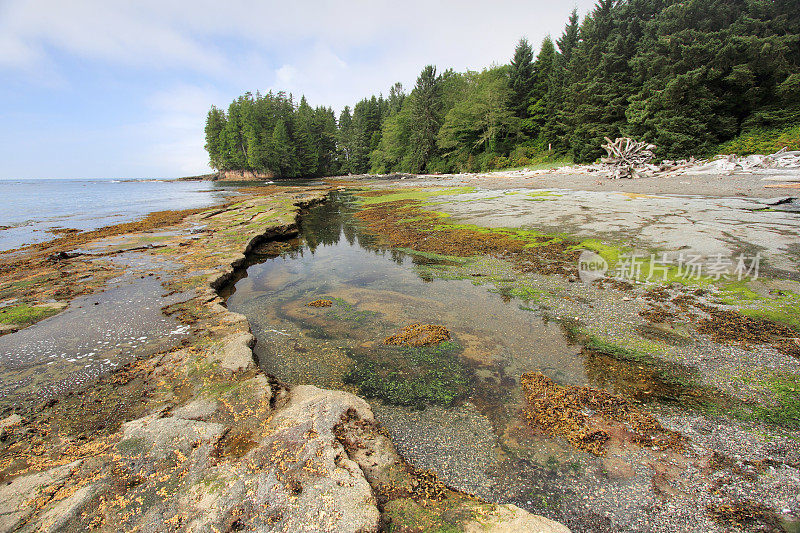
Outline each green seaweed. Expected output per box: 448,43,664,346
575,329,800,429
327,298,378,323
525,190,562,201
343,341,471,409
384,498,470,533
740,372,800,429
396,247,472,264
357,187,476,206
0,304,60,325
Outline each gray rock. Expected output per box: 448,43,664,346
464,504,572,533
119,414,226,459
0,461,80,533
216,332,256,372
29,483,101,533
183,385,381,533
172,399,219,421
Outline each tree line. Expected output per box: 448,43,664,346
205,0,800,177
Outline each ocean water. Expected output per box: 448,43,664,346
0,179,236,251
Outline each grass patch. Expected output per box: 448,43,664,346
494,156,574,173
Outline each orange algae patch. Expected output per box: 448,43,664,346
384,324,451,347
354,198,581,278
383,324,450,347
520,371,684,456
707,501,784,532
307,299,333,308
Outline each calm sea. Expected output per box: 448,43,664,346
0,179,236,251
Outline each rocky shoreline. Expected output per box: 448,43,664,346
0,186,567,532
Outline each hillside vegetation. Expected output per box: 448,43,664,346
205,0,800,177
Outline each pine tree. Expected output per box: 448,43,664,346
269,120,295,178
204,106,227,170
222,101,248,170
525,36,556,138
508,38,535,119
409,65,443,172
556,9,580,66
294,96,318,176
388,82,405,114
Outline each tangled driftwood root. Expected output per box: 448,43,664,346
520,371,684,455
307,299,333,308
601,137,657,179
384,324,451,347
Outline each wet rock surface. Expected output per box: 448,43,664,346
227,186,800,532
0,186,562,532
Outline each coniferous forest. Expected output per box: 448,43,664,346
204,0,800,178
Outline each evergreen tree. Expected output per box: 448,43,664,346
409,65,443,172
438,68,517,170
508,38,535,119
337,106,354,174
525,36,556,138
388,82,405,114
204,106,227,170
269,120,295,178
556,9,580,65
295,96,319,176
204,0,800,175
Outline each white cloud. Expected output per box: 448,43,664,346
0,0,228,73
137,84,224,175
0,0,599,178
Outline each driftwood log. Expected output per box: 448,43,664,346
601,137,657,179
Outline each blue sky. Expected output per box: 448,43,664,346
0,0,596,179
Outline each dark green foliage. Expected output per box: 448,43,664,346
438,68,518,171
343,341,472,409
408,65,444,172
204,106,226,170
203,91,339,178
525,37,556,138
508,38,535,118
205,0,800,173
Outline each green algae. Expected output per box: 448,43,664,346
525,190,562,201
718,281,800,329
735,371,800,429
343,340,471,409
327,298,379,323
488,285,551,303
573,328,800,429
0,304,60,325
395,248,471,264
356,187,476,206
384,497,472,533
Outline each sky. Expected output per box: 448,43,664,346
0,0,597,179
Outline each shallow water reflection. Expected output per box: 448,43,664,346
226,192,687,529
